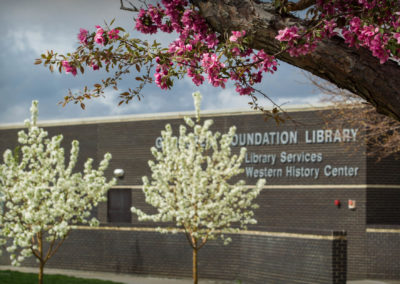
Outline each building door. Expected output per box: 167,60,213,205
107,188,132,223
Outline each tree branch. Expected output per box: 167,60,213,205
120,0,139,12
193,0,400,122
287,0,316,12
47,232,70,261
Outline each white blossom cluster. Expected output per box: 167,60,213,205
0,101,115,266
132,92,266,245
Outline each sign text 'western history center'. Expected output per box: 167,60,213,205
155,128,360,180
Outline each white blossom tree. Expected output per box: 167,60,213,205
131,92,266,284
0,101,115,284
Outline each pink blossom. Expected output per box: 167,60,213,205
148,4,163,26
62,61,77,76
135,9,158,34
201,53,227,88
235,84,253,96
154,63,172,89
231,47,241,56
187,68,204,86
394,33,400,44
108,29,120,40
94,25,105,45
253,50,278,72
77,28,88,45
229,30,246,42
275,27,299,42
349,17,362,33
322,20,337,37
206,34,219,49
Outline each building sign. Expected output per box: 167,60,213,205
155,127,361,181
236,128,360,180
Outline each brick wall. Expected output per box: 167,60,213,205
366,226,400,279
367,187,400,225
0,228,347,284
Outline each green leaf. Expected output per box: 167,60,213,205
115,26,125,32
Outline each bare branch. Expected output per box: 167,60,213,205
287,0,316,12
197,234,208,250
120,0,139,12
306,72,400,161
47,231,70,261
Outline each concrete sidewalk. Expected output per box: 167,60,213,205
1,265,400,284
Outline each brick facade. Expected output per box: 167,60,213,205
0,107,399,282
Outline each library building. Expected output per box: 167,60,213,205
0,105,399,284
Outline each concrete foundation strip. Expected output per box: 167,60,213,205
74,226,346,241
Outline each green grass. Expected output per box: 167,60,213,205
0,270,124,284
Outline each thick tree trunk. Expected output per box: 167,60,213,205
193,0,400,121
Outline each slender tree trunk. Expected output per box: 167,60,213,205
193,247,198,284
38,261,44,284
37,231,44,284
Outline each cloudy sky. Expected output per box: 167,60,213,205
0,0,321,125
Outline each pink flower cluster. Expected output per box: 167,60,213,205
135,2,278,95
232,50,278,96
154,57,172,89
201,53,227,88
135,8,158,34
108,29,120,40
275,26,299,42
187,67,204,86
135,0,223,89
342,17,389,63
78,28,88,45
63,25,122,76
275,26,318,57
229,30,246,42
94,25,105,45
62,61,77,76
79,25,119,47
273,1,400,63
314,0,400,63
253,50,278,74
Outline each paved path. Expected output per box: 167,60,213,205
1,265,400,284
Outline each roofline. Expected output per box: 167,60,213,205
0,103,334,130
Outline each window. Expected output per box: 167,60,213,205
107,188,132,223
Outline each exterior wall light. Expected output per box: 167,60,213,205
113,169,125,178
348,200,356,210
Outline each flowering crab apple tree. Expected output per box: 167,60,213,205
131,92,266,284
38,0,400,121
0,101,116,284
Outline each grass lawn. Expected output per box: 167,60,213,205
0,270,124,284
